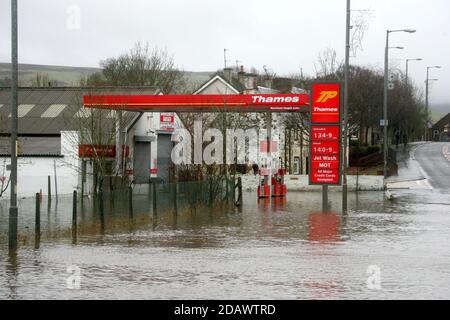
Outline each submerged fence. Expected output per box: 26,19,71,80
0,177,239,247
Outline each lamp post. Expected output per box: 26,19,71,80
383,29,416,180
9,0,18,251
342,0,350,212
425,66,441,115
425,65,441,140
406,58,422,85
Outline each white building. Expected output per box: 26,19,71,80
0,86,183,199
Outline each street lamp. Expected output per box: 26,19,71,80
425,66,442,141
9,0,18,251
383,28,416,180
406,58,422,85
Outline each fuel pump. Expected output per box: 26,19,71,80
257,168,271,198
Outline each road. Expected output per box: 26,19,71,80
414,142,450,191
387,142,450,194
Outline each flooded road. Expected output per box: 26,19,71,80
1,187,450,300
1,143,450,300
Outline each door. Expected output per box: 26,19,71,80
134,141,151,184
157,134,173,183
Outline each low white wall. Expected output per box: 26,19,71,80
241,174,384,192
0,156,79,200
0,131,80,200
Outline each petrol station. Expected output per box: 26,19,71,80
83,82,342,204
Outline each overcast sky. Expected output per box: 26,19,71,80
0,0,448,104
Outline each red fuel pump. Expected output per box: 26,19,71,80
272,169,287,197
257,168,271,198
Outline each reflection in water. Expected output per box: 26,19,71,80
6,250,19,300
1,190,450,299
308,212,340,243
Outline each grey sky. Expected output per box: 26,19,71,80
0,0,448,104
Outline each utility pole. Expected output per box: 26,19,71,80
9,0,18,251
425,66,442,141
383,31,389,180
342,0,351,212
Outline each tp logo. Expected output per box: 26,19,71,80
316,91,338,103
66,5,81,30
366,265,381,290
66,265,81,290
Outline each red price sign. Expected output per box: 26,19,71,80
311,126,340,141
311,141,340,155
309,82,342,186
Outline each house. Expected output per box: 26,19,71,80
0,86,182,199
431,113,450,142
192,67,309,175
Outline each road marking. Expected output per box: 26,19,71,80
443,145,450,161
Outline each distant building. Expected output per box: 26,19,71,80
431,113,450,142
193,67,309,175
0,86,182,199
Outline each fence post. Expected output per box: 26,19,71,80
236,177,243,207
99,190,105,234
35,193,41,247
72,190,77,243
173,182,178,216
128,186,133,219
209,178,213,206
47,175,51,202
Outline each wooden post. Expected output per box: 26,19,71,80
128,186,133,219
173,182,178,216
236,177,243,207
99,190,105,233
53,160,58,199
72,190,77,243
99,190,104,215
322,185,329,212
47,175,51,202
35,193,40,247
209,178,213,206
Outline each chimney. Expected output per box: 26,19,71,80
223,68,233,82
238,65,245,84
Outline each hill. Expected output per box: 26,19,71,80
0,62,213,90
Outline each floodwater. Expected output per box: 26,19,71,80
1,188,450,300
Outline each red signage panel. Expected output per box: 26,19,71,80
83,94,310,113
78,145,116,158
311,169,340,184
260,140,279,153
311,83,341,123
309,82,342,186
311,126,340,141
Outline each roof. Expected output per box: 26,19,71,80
257,86,280,94
432,113,450,130
0,136,61,157
0,86,160,135
194,72,246,94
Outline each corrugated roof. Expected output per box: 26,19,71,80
41,104,67,118
0,136,61,156
0,87,160,135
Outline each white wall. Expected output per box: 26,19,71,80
0,131,80,199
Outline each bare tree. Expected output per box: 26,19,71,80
92,42,186,94
314,48,342,78
63,92,134,195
